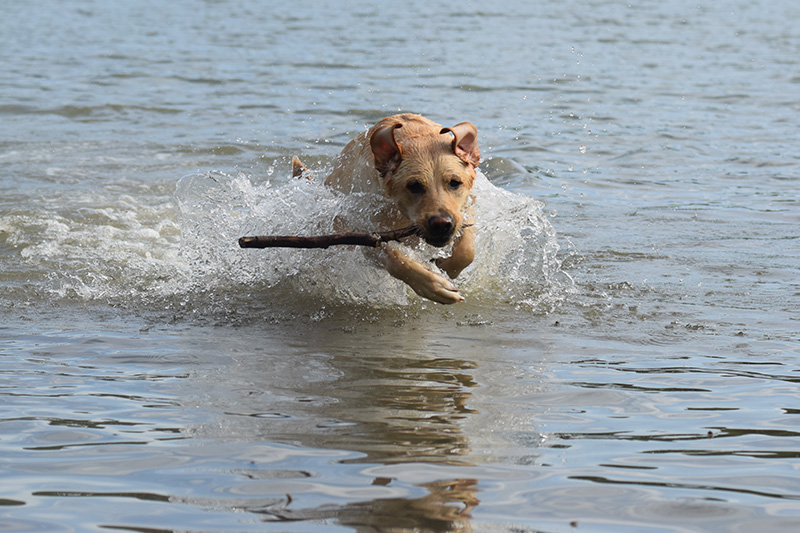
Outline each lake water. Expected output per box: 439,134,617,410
2,0,799,531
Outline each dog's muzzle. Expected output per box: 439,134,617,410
424,214,456,247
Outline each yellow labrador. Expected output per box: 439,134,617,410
298,113,480,304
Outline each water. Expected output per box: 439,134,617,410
1,0,799,531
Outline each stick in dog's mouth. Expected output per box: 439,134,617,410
237,225,420,250
237,223,473,250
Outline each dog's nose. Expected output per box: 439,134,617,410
427,214,454,237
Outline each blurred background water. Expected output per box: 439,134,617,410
1,0,799,531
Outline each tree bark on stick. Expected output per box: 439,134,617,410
238,225,418,249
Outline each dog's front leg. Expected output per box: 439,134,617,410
383,245,464,304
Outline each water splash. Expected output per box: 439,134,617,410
466,173,573,310
175,170,410,307
2,167,573,318
174,168,574,312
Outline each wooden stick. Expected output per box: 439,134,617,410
238,225,419,249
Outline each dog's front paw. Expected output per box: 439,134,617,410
413,270,464,305
384,246,464,304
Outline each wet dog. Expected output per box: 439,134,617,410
296,114,480,304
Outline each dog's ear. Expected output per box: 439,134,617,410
441,122,480,167
370,123,403,176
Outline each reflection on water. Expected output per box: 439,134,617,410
3,305,800,530
0,321,513,531
251,478,479,530
197,344,479,463
178,315,488,529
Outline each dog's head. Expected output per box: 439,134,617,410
370,118,480,247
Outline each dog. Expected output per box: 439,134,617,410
295,113,480,304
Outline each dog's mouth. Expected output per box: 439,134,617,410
408,215,472,248
422,234,454,248
419,221,473,248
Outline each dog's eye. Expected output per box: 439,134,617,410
407,181,425,194
448,179,463,190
